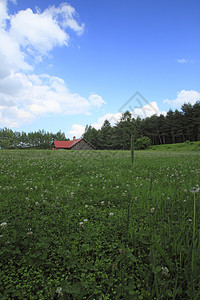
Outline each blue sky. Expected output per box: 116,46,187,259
0,0,200,138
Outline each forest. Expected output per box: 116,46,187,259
83,101,200,150
0,101,199,150
0,129,68,149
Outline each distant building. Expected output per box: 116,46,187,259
53,136,95,150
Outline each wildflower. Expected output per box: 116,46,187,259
85,205,88,208
0,222,7,229
84,219,88,222
101,201,104,205
79,222,84,227
190,186,200,193
161,266,169,277
109,212,114,216
56,287,63,297
27,231,33,236
35,202,39,206
150,207,155,214
189,218,192,222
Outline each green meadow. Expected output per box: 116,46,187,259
0,149,200,299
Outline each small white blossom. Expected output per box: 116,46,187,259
0,222,7,228
109,212,114,216
150,207,155,214
27,231,33,236
56,287,63,297
161,266,169,277
190,187,200,193
84,219,88,222
79,222,84,227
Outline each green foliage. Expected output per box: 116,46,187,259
0,150,200,298
83,101,200,149
135,136,151,150
0,128,68,149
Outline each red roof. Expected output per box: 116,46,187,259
54,138,82,149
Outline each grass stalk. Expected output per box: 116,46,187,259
131,135,134,167
192,192,196,275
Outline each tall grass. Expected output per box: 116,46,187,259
0,149,200,299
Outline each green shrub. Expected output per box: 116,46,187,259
135,136,151,150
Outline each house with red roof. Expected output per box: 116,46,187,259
53,136,95,150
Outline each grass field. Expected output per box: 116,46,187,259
148,140,200,152
0,149,200,299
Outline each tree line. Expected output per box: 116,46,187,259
0,129,68,149
83,101,200,150
1,101,199,150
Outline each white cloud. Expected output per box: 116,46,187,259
10,7,69,56
68,101,166,137
88,94,107,108
47,3,85,35
0,72,106,127
68,124,85,138
92,113,122,130
0,0,9,29
0,2,84,73
0,2,107,128
163,90,200,109
132,101,166,118
177,58,188,64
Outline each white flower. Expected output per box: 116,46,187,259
109,212,114,216
190,186,200,193
35,202,39,206
0,222,7,228
84,219,88,222
150,207,155,214
161,266,169,277
101,201,104,205
85,205,88,208
56,287,63,297
79,222,84,227
27,231,33,236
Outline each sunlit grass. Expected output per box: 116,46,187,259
0,149,200,299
